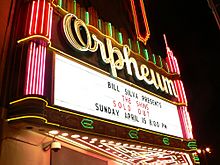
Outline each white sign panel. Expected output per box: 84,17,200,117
54,54,183,137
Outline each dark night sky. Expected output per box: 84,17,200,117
146,0,220,164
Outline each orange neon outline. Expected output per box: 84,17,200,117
130,0,150,45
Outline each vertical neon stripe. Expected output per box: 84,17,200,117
107,23,112,37
175,59,180,74
172,56,179,74
118,32,123,44
39,46,43,95
175,80,181,102
178,80,185,103
159,56,163,68
38,45,43,94
32,46,38,94
152,54,156,64
73,0,76,15
48,6,53,39
41,46,46,94
183,107,190,138
180,81,187,104
171,56,177,73
128,38,132,49
34,0,40,34
58,0,62,7
174,57,180,74
136,41,140,54
174,80,188,105
179,81,185,103
98,19,102,31
173,81,180,102
35,45,39,93
43,2,49,36
177,107,186,138
46,3,51,37
169,52,175,72
29,42,36,94
85,12,89,25
36,44,42,93
185,110,190,138
186,110,193,138
40,0,46,34
25,42,33,94
166,54,174,73
143,49,149,61
178,105,193,139
29,1,36,35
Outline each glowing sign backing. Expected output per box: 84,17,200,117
54,54,183,137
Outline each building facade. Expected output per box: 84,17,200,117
0,0,199,164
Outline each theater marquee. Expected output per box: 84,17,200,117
4,0,198,164
54,54,183,137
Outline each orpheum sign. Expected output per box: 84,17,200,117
62,14,178,98
53,13,183,137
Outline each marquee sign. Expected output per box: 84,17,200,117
12,0,193,139
54,54,183,137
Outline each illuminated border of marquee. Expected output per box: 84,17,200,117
8,97,194,142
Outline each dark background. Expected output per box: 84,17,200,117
146,0,219,164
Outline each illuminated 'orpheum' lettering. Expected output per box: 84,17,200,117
62,14,178,97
